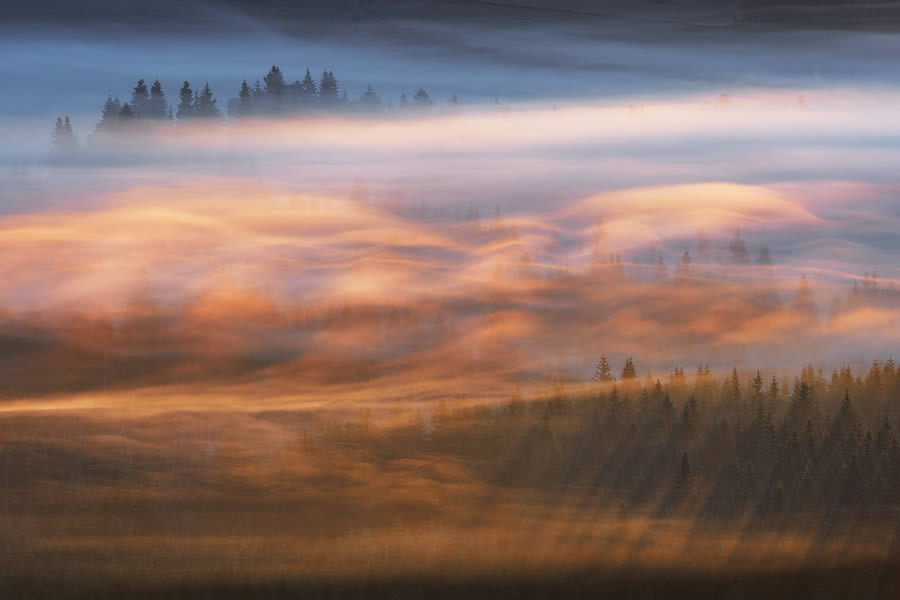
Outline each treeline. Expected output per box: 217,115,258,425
50,64,453,160
312,356,900,532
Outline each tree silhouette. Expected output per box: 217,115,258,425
145,79,168,119
413,87,433,106
359,84,381,109
299,68,318,105
176,81,194,120
264,65,285,98
50,116,78,162
119,102,135,122
236,80,252,117
194,82,221,118
319,70,339,106
593,355,614,383
130,79,149,117
675,452,692,495
95,95,121,134
621,357,637,381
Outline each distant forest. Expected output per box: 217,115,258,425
313,357,900,535
49,64,456,158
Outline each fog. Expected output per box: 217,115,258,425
3,5,900,597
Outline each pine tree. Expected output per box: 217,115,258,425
319,70,339,106
679,393,699,437
593,355,613,383
131,79,149,118
621,357,637,381
360,84,381,108
675,452,692,494
51,116,77,160
52,116,64,142
767,375,779,405
142,79,168,119
752,370,764,398
119,102,135,122
413,87,433,106
661,392,675,425
785,380,815,435
299,68,317,105
237,80,252,117
194,82,221,119
729,368,742,403
95,95,121,134
176,81,194,120
264,65,285,97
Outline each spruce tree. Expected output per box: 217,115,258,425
264,65,285,96
95,95,121,134
593,355,614,383
621,357,637,381
413,87,433,106
360,84,381,108
119,103,135,121
50,116,77,159
131,79,149,118
145,79,168,119
675,248,692,281
299,68,317,105
752,370,764,398
237,80,252,117
176,81,194,120
263,65,285,113
194,82,221,119
318,70,339,106
728,368,742,403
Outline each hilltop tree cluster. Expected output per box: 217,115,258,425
50,65,449,157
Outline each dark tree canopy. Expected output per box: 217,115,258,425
131,78,149,117
194,82,221,119
176,81,194,120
